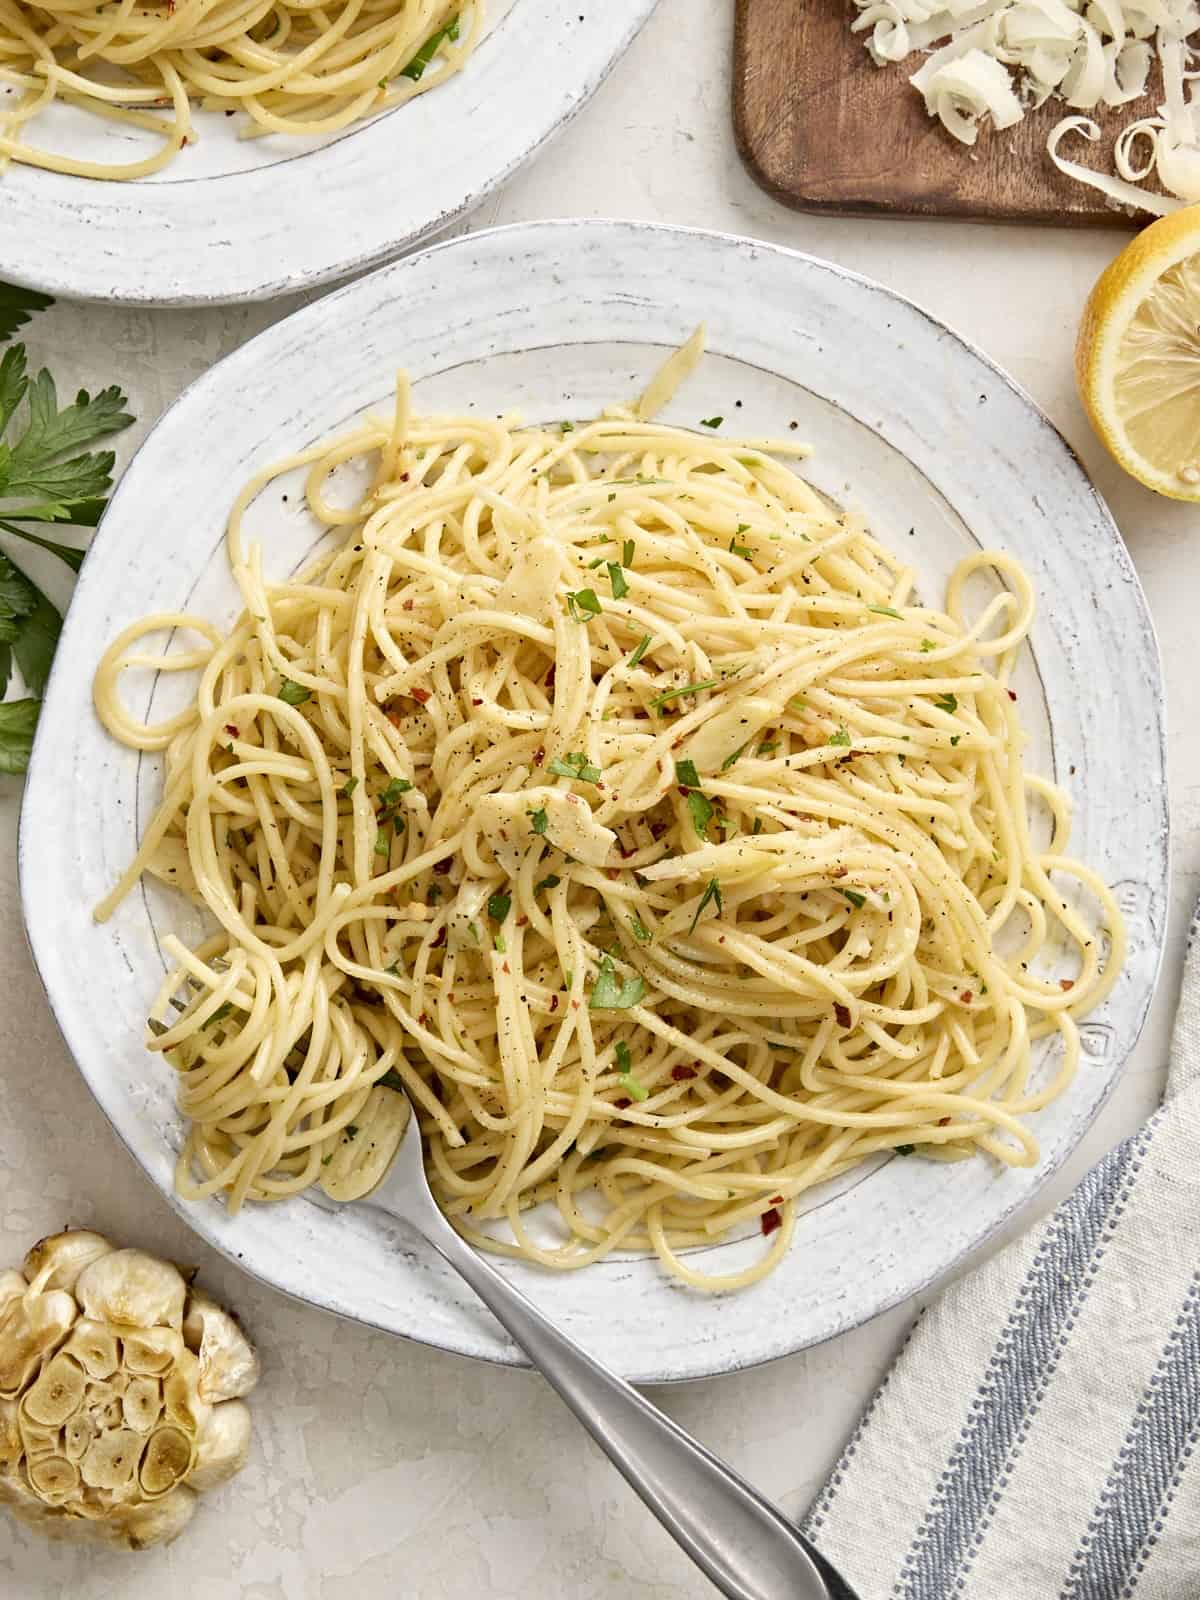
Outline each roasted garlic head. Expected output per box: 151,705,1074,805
0,1230,258,1549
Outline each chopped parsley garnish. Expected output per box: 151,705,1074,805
868,605,902,619
629,913,652,943
560,421,575,433
950,734,961,747
895,1144,915,1156
607,561,628,600
838,888,867,909
700,416,724,429
627,633,652,668
380,776,412,804
548,752,602,783
339,775,359,798
487,892,511,923
920,639,936,652
827,728,851,748
687,790,714,835
494,934,507,953
618,1072,649,1101
934,693,959,714
622,538,635,567
528,808,548,835
566,587,602,623
278,678,310,706
374,830,390,857
729,537,753,558
589,955,646,1011
378,1068,406,1092
345,1124,359,1140
674,758,701,790
721,743,746,771
399,13,459,80
689,876,723,934
534,874,561,894
650,677,720,711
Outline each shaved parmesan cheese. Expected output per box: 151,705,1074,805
920,48,1026,141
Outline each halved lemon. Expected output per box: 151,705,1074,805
1076,205,1200,501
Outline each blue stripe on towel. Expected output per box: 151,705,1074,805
895,1119,1162,1600
1062,1273,1200,1600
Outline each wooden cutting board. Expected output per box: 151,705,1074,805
732,0,1153,227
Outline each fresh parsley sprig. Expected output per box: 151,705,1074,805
0,289,134,776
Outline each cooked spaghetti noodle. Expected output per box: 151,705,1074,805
93,339,1124,1290
0,0,479,180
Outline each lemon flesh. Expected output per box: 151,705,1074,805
1076,207,1200,501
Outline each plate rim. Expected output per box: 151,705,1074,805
19,218,1171,1380
0,3,659,308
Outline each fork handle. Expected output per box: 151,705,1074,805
408,1208,852,1600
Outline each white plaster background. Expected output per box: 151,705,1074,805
1,1,1196,1594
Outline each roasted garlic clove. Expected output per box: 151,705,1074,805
0,1289,75,1399
23,1232,113,1294
121,1378,162,1435
108,1485,197,1551
22,1354,86,1428
189,1401,251,1491
80,1429,142,1492
27,1455,80,1505
64,1321,120,1380
139,1426,193,1498
182,1293,260,1403
75,1252,187,1332
121,1326,183,1376
0,1397,22,1472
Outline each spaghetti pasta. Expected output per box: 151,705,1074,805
93,343,1124,1290
0,0,480,180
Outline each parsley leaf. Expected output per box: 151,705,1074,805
589,954,645,1011
622,538,635,568
534,874,561,894
566,588,601,623
278,678,311,706
838,888,867,909
607,561,628,600
380,776,412,804
627,633,652,668
721,743,746,771
548,752,602,784
0,696,38,774
0,553,60,697
399,12,459,79
674,758,700,790
0,284,53,346
650,677,720,711
700,416,724,429
934,693,958,714
687,789,714,835
528,808,548,835
339,775,358,798
629,913,652,943
868,605,902,619
487,892,511,923
689,877,723,934
827,728,851,748
920,639,936,652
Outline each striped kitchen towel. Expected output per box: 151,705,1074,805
804,901,1200,1600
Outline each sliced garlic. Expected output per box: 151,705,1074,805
122,1377,162,1434
23,1354,86,1428
139,1426,193,1498
121,1327,184,1376
64,1321,121,1381
0,1289,75,1399
80,1428,142,1492
28,1456,80,1504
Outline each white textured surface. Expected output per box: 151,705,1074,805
18,219,1169,1381
0,0,1197,1593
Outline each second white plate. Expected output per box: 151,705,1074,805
20,221,1169,1380
0,3,656,306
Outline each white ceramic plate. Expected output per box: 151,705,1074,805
0,3,656,307
20,221,1169,1382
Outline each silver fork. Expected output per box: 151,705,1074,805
360,1104,860,1600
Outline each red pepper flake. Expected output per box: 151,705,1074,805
831,866,847,879
834,1003,852,1028
1007,689,1018,701
938,1116,951,1127
224,724,239,737
471,698,483,707
399,472,410,482
770,1194,784,1205
614,1097,631,1110
544,665,556,690
671,1064,697,1081
516,915,528,927
385,707,405,729
549,994,559,1012
402,598,413,611
418,1012,429,1027
431,927,447,949
433,859,452,875
1060,978,1075,991
960,990,974,1004
410,687,431,705
502,962,511,975
606,867,620,880
761,1207,782,1237
532,747,545,767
